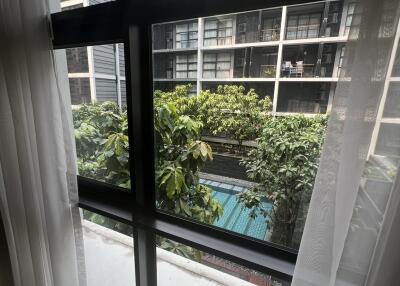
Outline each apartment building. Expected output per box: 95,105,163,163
62,0,355,114
152,0,356,114
61,0,127,108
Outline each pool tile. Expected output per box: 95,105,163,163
232,186,243,192
209,181,220,187
219,183,233,190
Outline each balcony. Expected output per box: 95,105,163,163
232,47,278,78
281,43,337,78
235,9,281,44
285,1,342,40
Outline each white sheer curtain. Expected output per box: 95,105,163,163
292,0,400,285
0,0,85,285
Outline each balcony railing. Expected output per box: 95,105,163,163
281,61,315,77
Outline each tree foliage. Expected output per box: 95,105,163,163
73,101,223,235
73,102,130,188
238,115,327,246
154,85,272,145
155,103,223,224
74,85,327,250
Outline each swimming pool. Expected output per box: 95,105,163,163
200,178,272,241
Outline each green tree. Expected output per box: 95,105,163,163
73,101,223,236
154,85,272,147
155,103,223,224
238,115,327,247
73,102,130,188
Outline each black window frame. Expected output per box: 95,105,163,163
50,0,316,285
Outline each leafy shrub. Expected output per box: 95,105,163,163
238,115,327,247
73,102,130,188
73,101,223,232
154,85,272,145
74,86,327,250
155,103,223,224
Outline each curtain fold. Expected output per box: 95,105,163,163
0,0,85,285
292,0,400,285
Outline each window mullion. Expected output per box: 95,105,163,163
125,23,157,286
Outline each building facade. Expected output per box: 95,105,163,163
152,0,356,114
62,0,357,114
61,0,127,108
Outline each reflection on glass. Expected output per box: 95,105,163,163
65,44,130,188
156,236,290,286
61,0,115,11
383,83,400,118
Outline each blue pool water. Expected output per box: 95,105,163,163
200,179,272,240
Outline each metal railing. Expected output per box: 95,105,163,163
281,62,315,77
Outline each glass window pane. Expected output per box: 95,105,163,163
217,53,231,61
176,55,188,63
205,20,218,29
204,39,218,46
188,63,197,70
176,24,189,33
66,47,89,73
176,64,187,71
156,236,290,286
189,22,198,31
204,30,217,38
152,7,327,250
69,78,91,105
383,83,400,117
189,31,198,40
375,123,400,157
64,44,130,189
277,82,330,113
392,41,400,77
204,53,217,61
